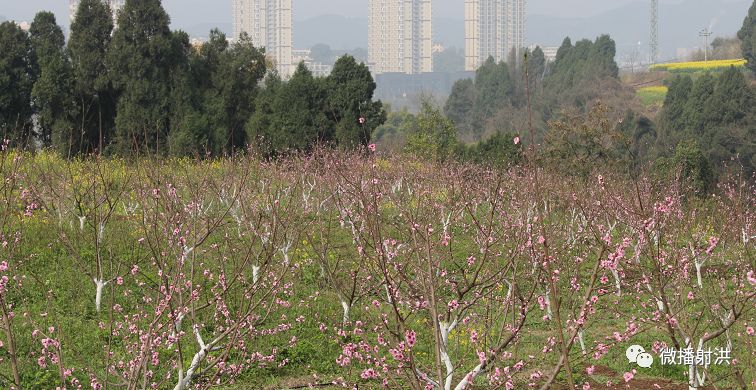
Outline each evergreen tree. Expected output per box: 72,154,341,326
326,55,386,148
30,11,72,147
66,0,115,155
214,32,267,154
0,22,35,146
589,35,619,79
737,0,755,75
166,30,208,157
443,78,475,134
270,63,329,152
247,73,283,155
682,73,715,134
473,57,511,120
108,0,174,155
660,75,693,135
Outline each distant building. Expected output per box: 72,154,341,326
537,46,558,63
368,0,433,75
464,0,526,71
69,0,125,25
292,49,333,77
232,0,293,77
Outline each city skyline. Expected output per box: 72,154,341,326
232,0,293,76
368,0,433,75
464,0,526,71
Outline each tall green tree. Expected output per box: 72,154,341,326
30,11,72,147
166,30,207,157
66,0,115,155
213,32,267,154
0,22,35,146
737,0,755,75
267,63,329,153
247,73,283,154
108,0,174,155
326,55,386,147
444,78,476,134
473,57,512,120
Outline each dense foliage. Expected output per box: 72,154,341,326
0,1,385,157
738,0,756,75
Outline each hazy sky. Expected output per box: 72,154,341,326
1,0,695,29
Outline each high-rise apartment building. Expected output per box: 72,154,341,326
232,0,293,77
69,0,125,25
465,0,526,71
368,0,433,75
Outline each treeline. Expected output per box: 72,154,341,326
0,0,385,157
375,27,754,191
376,35,627,167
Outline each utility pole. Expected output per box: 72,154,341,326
650,0,659,63
699,28,712,61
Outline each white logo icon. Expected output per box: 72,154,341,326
626,345,653,368
636,352,654,368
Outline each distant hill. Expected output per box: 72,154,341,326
291,0,750,60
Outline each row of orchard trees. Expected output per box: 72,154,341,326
2,147,754,388
0,0,385,158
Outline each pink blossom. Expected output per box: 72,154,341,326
747,326,754,336
405,329,416,347
623,371,634,382
368,143,376,152
513,136,520,145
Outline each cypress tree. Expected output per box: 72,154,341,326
67,0,115,155
0,22,35,146
108,0,173,155
737,0,755,75
30,11,72,148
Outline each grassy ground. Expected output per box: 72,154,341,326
636,86,668,108
0,151,753,389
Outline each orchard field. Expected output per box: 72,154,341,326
0,148,754,390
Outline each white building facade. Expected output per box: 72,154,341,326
464,0,526,71
232,0,293,77
368,0,433,75
69,0,125,25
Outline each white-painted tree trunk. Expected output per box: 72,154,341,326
611,268,621,296
252,265,260,284
78,216,86,231
385,284,393,304
174,328,208,390
695,261,704,288
340,298,350,325
578,329,586,355
97,222,105,244
687,338,705,390
94,278,107,312
544,294,553,320
438,319,458,390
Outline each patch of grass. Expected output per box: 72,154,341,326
636,86,668,107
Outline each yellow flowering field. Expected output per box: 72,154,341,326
636,85,668,107
650,59,747,73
